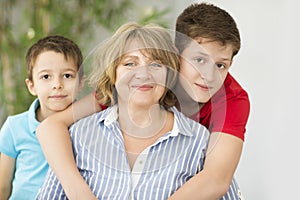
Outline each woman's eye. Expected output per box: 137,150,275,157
124,62,135,68
149,62,162,68
64,74,73,79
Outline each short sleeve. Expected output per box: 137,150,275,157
0,117,18,158
212,90,250,141
93,90,108,110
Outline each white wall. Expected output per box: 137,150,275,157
169,0,300,199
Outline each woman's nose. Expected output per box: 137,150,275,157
134,65,151,79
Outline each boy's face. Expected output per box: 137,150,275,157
179,38,233,103
26,51,84,120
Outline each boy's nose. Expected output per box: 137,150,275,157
52,78,63,89
199,62,217,83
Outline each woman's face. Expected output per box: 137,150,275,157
115,43,167,108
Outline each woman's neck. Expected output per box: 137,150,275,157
118,103,168,139
118,103,174,171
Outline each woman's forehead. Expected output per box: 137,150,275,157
124,38,147,52
121,49,152,61
122,39,155,57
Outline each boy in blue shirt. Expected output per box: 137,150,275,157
0,35,85,199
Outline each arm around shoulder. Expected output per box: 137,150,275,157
36,92,101,199
169,132,243,200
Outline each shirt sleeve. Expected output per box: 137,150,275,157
93,90,108,110
211,91,250,141
0,117,18,158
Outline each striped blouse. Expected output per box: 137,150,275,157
37,106,242,200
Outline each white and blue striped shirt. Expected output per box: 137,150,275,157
37,106,242,200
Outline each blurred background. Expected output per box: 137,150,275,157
0,0,171,125
1,0,300,199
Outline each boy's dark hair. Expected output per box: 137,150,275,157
26,35,83,81
175,3,240,57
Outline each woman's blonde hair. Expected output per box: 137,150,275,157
89,22,180,109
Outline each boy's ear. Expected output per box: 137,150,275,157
78,75,86,92
25,78,37,96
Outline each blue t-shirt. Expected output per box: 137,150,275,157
0,99,48,200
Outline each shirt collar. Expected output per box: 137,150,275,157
168,106,194,137
98,105,193,138
98,105,118,126
28,98,41,134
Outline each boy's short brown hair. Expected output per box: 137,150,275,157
175,3,240,57
25,35,83,81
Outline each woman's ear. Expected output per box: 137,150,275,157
25,78,37,96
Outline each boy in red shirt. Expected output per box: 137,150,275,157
37,3,250,199
168,4,249,199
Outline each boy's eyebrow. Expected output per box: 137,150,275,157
219,57,231,61
37,68,77,74
190,50,210,58
191,45,232,60
62,67,77,71
36,69,51,74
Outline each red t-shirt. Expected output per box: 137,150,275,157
190,73,250,141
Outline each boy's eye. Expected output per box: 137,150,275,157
42,74,50,79
194,57,205,64
216,63,226,69
64,74,73,79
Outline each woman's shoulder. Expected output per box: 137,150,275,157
170,106,210,135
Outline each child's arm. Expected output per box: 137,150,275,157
0,154,15,199
36,92,101,199
168,132,243,199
